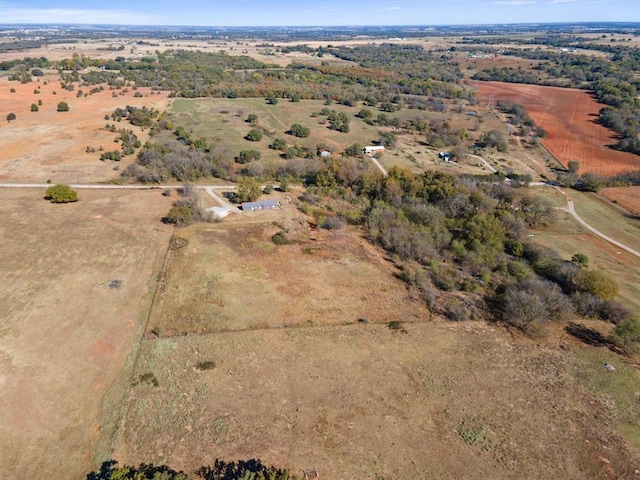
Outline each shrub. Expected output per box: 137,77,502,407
30,103,38,112
45,184,78,203
320,216,345,230
272,231,292,245
195,361,216,371
573,269,618,300
246,113,258,124
237,149,261,164
610,316,640,353
388,320,407,333
6,112,16,122
56,101,69,112
245,128,263,142
289,123,310,138
163,206,194,226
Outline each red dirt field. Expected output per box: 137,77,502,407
475,81,639,176
0,75,170,183
600,186,640,217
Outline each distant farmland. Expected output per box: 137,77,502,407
475,81,639,176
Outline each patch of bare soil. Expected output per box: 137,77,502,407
0,189,174,480
0,74,170,183
115,322,638,480
475,81,639,176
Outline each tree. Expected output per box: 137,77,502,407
57,101,69,112
266,95,278,105
344,143,363,157
6,112,16,122
30,103,38,112
567,160,580,174
379,131,397,148
246,113,258,124
237,149,261,164
289,123,310,138
236,177,261,203
269,138,287,150
45,184,78,203
574,269,618,300
245,128,263,142
610,317,640,353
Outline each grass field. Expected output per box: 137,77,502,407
0,188,174,480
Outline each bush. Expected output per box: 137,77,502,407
272,231,293,245
237,149,261,164
245,128,263,142
610,316,640,353
45,184,78,203
163,206,194,227
6,112,16,122
30,103,38,112
573,269,618,300
56,101,69,112
289,123,310,138
320,216,345,230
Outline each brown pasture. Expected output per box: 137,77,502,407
475,81,639,176
0,189,174,480
0,75,170,183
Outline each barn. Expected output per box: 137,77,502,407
363,145,385,155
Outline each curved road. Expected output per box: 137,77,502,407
554,187,640,259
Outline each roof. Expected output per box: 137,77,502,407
206,206,231,218
241,199,279,210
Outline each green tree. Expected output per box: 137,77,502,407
289,123,310,138
574,269,618,300
245,128,263,142
344,143,363,157
30,103,39,112
246,113,258,124
163,206,194,227
269,138,287,150
567,160,580,174
610,317,640,353
45,184,78,203
379,131,397,148
236,177,262,203
57,101,70,112
237,149,261,164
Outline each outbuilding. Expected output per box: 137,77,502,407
363,145,385,155
241,199,280,211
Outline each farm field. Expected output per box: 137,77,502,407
475,81,640,176
0,188,174,480
0,75,170,184
601,186,640,217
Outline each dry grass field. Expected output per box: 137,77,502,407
475,81,640,176
0,75,170,183
0,188,174,480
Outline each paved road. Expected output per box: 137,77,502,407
555,187,640,259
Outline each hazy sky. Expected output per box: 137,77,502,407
1,0,639,26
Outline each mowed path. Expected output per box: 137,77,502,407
476,82,639,176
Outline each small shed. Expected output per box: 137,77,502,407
241,199,280,211
363,145,385,155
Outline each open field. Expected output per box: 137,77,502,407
117,322,640,479
0,188,174,480
0,75,171,183
147,203,426,336
475,81,640,176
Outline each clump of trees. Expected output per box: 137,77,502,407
87,459,299,480
45,184,78,203
162,186,211,227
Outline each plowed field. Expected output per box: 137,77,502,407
476,81,639,176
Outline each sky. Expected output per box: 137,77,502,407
1,0,639,26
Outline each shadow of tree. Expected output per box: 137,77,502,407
565,322,610,347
